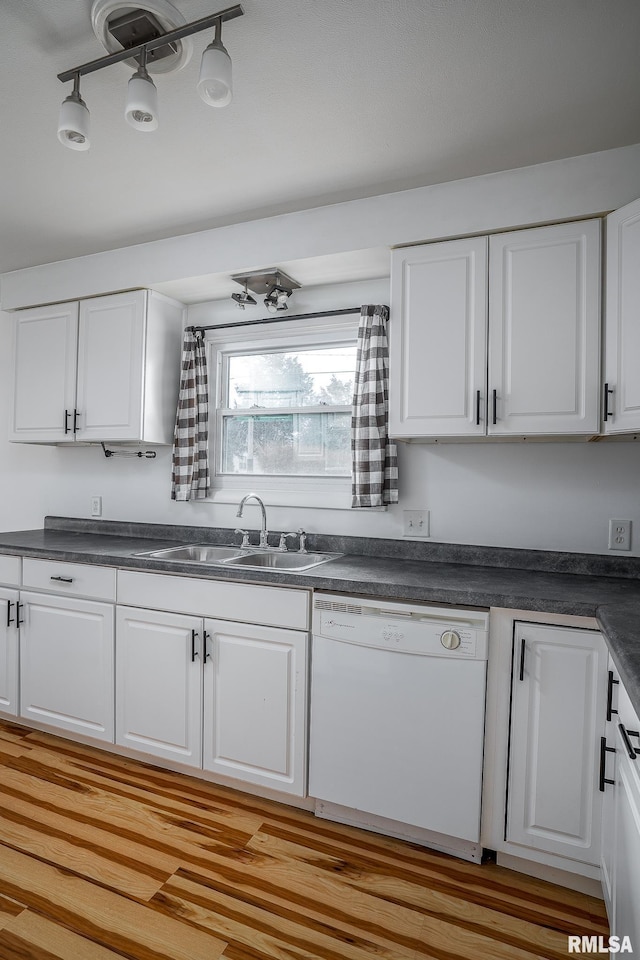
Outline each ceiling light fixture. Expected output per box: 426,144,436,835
57,3,244,151
57,74,91,151
198,17,232,107
231,278,257,310
231,270,301,313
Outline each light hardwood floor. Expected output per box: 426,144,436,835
0,720,607,960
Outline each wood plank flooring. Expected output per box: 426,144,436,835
0,720,608,960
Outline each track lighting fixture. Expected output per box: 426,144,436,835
198,18,232,107
125,47,159,130
57,3,243,151
231,279,257,310
57,75,91,151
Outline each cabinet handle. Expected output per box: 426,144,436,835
191,629,199,663
203,630,212,661
6,601,14,627
73,409,80,433
64,409,71,434
492,389,497,425
606,670,619,722
599,736,616,791
518,637,526,681
619,723,639,760
475,390,481,426
16,603,24,627
603,382,613,422
50,575,74,583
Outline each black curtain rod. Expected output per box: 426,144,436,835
190,306,388,334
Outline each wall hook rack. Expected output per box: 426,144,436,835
101,443,157,459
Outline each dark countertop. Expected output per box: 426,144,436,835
1,520,639,717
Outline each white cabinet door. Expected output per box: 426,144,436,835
507,622,607,863
203,619,308,796
9,303,78,442
612,723,640,947
389,237,488,437
19,591,114,742
0,588,19,716
76,291,146,442
115,606,203,767
488,220,601,435
603,196,640,434
600,663,619,920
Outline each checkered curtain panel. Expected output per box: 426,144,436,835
351,304,399,507
170,327,211,501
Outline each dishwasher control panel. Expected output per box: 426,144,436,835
313,595,488,660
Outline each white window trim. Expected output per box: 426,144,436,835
204,314,359,509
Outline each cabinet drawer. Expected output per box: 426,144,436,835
117,570,310,631
22,558,116,601
0,555,21,587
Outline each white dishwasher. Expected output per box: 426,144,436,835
309,593,489,862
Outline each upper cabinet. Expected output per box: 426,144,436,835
390,219,601,439
603,196,640,435
9,289,184,445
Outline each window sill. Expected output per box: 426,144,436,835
206,477,355,510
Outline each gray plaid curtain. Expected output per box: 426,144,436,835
351,305,398,508
171,327,211,501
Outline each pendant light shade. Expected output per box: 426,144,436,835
197,19,232,107
125,66,159,130
58,80,90,151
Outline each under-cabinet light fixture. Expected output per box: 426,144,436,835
57,3,244,151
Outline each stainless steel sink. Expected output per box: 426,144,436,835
136,544,248,562
136,543,341,571
224,552,341,571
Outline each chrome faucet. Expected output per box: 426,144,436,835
236,494,269,548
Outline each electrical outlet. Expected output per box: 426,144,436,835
91,496,102,518
403,510,429,538
608,518,631,551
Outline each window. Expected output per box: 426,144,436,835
206,315,358,507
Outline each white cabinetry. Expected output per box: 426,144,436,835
601,672,640,945
203,619,307,796
603,196,640,434
19,591,114,741
115,606,203,767
390,220,601,438
600,663,619,918
10,290,183,444
0,586,19,717
506,621,607,865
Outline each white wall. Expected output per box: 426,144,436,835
2,145,640,555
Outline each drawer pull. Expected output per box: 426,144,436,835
50,575,74,583
619,723,639,760
518,637,526,681
606,670,619,722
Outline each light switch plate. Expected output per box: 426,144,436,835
403,510,429,538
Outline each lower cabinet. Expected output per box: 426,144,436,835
114,606,309,796
0,587,20,716
115,606,203,766
203,619,307,796
19,591,114,741
601,670,640,944
506,622,608,865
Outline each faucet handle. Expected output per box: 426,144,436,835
235,528,251,548
278,533,297,552
297,528,307,554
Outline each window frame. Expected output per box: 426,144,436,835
204,314,359,509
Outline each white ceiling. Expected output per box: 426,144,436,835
2,0,640,282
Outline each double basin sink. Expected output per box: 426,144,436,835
136,543,341,572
